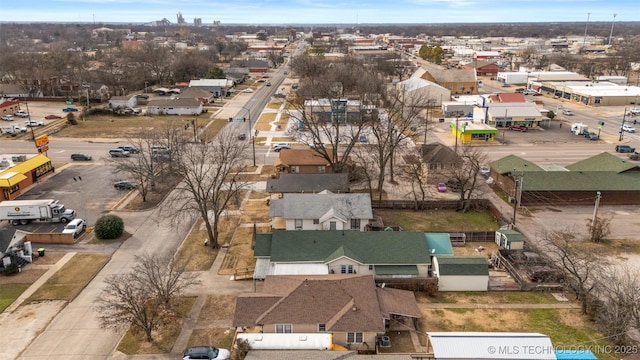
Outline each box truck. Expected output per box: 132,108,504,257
0,199,76,225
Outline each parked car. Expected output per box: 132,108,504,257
509,124,528,132
237,133,247,140
562,109,574,116
628,108,640,115
436,182,447,192
62,107,79,112
531,92,542,96
45,114,62,119
480,166,491,178
70,153,92,161
273,143,290,152
14,110,29,118
183,346,230,360
359,135,368,143
515,88,525,93
151,145,170,154
114,180,138,190
109,148,130,157
117,145,139,154
1,115,14,121
25,120,44,127
615,145,636,153
622,124,636,133
62,218,86,238
265,81,272,86
523,90,538,95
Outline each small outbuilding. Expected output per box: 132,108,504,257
432,256,489,291
495,229,525,250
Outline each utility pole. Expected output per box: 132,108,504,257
619,107,628,141
25,101,36,142
511,171,522,228
583,12,591,48
590,191,602,240
608,14,618,46
454,114,460,154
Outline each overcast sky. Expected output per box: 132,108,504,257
0,0,632,25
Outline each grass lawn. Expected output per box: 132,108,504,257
374,208,500,232
417,291,561,304
27,253,110,302
420,308,615,359
0,284,30,312
117,296,197,355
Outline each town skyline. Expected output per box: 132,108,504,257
0,0,635,25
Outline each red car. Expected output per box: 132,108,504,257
509,125,528,132
436,182,447,192
45,114,62,119
531,92,542,96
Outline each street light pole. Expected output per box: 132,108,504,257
242,106,256,166
619,107,628,141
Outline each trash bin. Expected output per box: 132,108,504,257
37,248,46,257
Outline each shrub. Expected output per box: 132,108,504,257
2,263,20,276
94,215,125,240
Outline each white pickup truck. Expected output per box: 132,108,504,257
25,120,44,127
1,124,27,134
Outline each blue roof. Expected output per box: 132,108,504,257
554,350,597,359
425,233,454,255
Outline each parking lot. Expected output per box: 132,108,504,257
3,161,130,234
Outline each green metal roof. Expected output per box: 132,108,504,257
520,171,640,191
375,265,419,275
425,233,454,255
497,229,525,242
265,230,430,265
490,155,545,174
565,152,639,173
254,233,273,257
437,256,489,276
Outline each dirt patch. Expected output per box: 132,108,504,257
421,308,528,332
198,295,236,321
373,209,499,232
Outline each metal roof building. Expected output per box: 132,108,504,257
427,332,555,359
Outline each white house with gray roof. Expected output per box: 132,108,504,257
147,97,203,115
269,190,372,231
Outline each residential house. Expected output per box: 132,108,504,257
188,79,235,97
432,256,490,291
252,230,432,280
418,143,461,173
495,229,525,250
274,149,337,175
0,154,55,201
303,99,373,124
0,84,30,98
491,152,640,206
233,274,421,350
266,173,350,195
178,87,216,104
396,77,450,107
147,97,203,115
108,95,137,110
269,190,372,231
421,68,478,95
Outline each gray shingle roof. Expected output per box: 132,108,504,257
266,173,350,193
269,192,372,219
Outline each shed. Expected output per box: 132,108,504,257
433,256,489,291
427,332,555,359
495,229,525,250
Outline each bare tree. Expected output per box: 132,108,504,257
541,230,603,315
400,154,429,208
131,253,200,306
586,216,612,243
368,85,427,199
436,145,487,212
97,271,166,343
350,145,380,200
593,265,638,345
165,128,249,248
286,96,369,173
